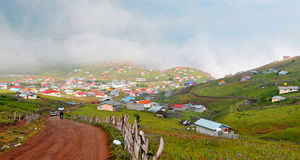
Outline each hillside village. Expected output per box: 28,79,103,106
0,57,299,159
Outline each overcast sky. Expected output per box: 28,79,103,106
0,0,300,78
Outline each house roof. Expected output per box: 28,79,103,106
272,96,285,100
99,100,120,106
173,104,184,108
278,70,288,74
156,110,168,117
42,90,59,94
77,92,87,95
278,86,299,90
148,106,163,113
194,118,230,131
138,100,151,104
11,86,21,88
192,105,205,109
185,81,196,84
99,97,113,102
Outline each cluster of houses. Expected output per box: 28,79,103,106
272,85,299,102
94,95,237,138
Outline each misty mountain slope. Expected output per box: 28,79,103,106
35,62,214,82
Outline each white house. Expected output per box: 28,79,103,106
278,86,299,94
194,118,238,139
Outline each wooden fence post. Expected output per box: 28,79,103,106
153,137,164,160
132,120,141,160
140,131,149,160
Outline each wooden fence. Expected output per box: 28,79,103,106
1,112,40,124
24,114,40,123
72,115,164,160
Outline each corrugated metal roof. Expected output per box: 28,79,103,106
192,105,205,109
272,96,285,100
278,86,299,90
194,118,230,131
148,106,163,113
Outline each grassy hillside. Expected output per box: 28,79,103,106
165,56,300,143
180,56,300,100
221,104,300,143
67,105,300,159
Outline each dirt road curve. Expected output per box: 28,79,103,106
0,116,110,160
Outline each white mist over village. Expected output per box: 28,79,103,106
1,0,300,78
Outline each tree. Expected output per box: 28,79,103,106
134,114,141,124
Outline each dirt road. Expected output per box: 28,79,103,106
0,116,110,160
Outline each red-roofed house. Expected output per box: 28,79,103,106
173,104,186,111
75,92,87,97
89,77,97,81
96,92,107,98
11,81,20,85
137,100,152,108
44,77,54,81
41,90,61,97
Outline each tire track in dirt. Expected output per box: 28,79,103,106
0,116,110,160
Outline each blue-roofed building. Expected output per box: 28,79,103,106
184,81,196,87
120,96,135,103
194,118,230,136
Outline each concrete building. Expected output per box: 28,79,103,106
194,118,240,139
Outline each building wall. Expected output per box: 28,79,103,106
196,126,218,136
272,98,280,102
195,108,206,113
174,107,186,111
127,103,144,111
98,104,114,111
279,89,298,94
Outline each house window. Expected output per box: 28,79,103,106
224,128,228,133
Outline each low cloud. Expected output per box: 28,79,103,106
0,0,299,78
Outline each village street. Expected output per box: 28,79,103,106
0,116,110,160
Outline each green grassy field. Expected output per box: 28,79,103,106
221,104,300,143
67,105,300,159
